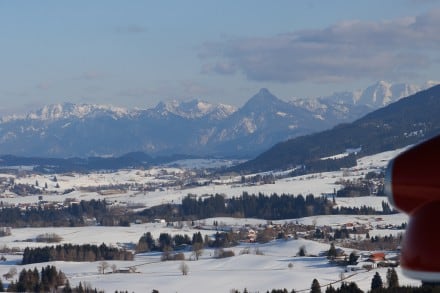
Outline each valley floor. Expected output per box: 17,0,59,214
0,214,415,293
0,148,418,292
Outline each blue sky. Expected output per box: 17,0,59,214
1,0,439,114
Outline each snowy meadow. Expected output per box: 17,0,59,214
0,148,421,292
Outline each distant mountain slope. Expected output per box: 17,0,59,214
0,152,199,173
0,81,432,158
233,84,440,173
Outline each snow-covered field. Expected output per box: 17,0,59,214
0,217,417,293
0,147,421,292
1,147,408,210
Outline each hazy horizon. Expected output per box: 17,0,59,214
1,0,440,114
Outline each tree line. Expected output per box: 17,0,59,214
4,265,104,292
136,231,238,253
22,243,133,265
6,265,66,292
232,268,440,293
181,192,332,220
176,192,394,221
0,199,130,227
0,192,395,229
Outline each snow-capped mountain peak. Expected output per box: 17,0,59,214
0,81,436,158
19,103,130,121
321,80,435,109
357,80,393,106
154,99,236,119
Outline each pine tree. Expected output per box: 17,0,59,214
7,280,16,292
348,252,358,265
336,282,363,293
310,278,321,293
298,245,307,257
371,272,383,291
78,282,84,293
63,280,72,293
347,282,363,293
32,267,40,291
386,268,399,288
327,243,337,259
325,285,336,293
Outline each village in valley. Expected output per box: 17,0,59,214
0,148,417,292
3,0,440,291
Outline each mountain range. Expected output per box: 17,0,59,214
233,84,440,173
0,81,435,159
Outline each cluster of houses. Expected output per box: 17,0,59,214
190,219,402,272
328,248,399,272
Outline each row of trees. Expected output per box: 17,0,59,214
0,199,131,227
180,192,394,221
136,232,202,253
182,193,333,220
232,269,401,293
0,191,395,228
136,231,237,254
22,243,133,265
4,265,104,292
6,265,66,292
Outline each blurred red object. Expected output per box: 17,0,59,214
386,135,440,281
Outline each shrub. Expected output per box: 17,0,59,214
239,247,250,255
297,245,306,256
173,252,185,261
35,233,63,243
215,248,235,258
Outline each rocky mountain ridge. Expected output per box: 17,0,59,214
234,84,440,173
0,81,434,158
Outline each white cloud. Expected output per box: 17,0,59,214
200,9,440,83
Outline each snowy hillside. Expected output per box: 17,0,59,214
0,146,421,292
0,214,416,293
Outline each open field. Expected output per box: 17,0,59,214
0,147,419,292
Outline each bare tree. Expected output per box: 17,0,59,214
97,261,109,274
179,261,189,275
192,242,203,260
3,267,17,280
161,246,172,261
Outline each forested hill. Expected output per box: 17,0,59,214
232,84,440,173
